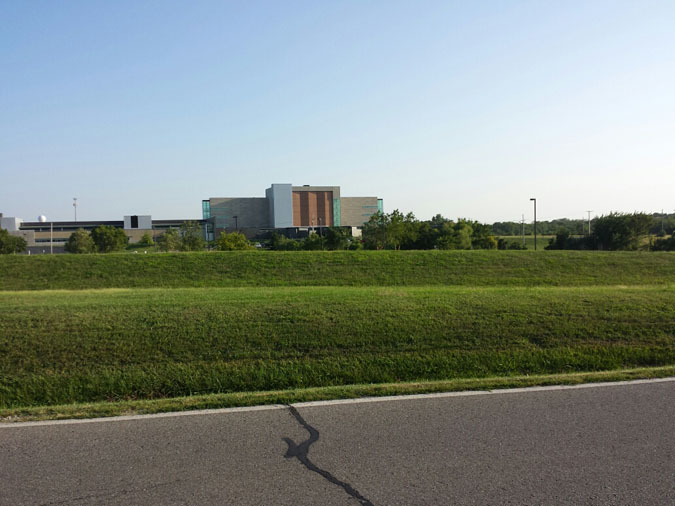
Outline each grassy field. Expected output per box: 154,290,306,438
1,250,674,420
498,235,556,250
2,250,675,290
1,285,674,409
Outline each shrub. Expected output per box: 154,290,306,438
156,228,180,252
0,229,27,254
180,221,205,251
91,225,128,253
138,232,154,247
217,231,252,251
652,236,675,251
65,229,96,254
497,238,527,250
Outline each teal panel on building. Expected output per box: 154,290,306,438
377,199,383,213
333,198,341,226
202,200,211,219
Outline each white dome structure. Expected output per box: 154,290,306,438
38,215,47,223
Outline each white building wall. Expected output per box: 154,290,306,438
267,184,293,228
0,217,23,231
123,215,152,230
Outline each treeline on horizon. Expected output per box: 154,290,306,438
491,211,675,236
354,210,675,251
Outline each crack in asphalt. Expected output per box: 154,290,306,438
38,479,181,505
283,405,374,506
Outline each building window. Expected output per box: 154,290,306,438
202,200,211,219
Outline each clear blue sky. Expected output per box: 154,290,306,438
1,0,673,223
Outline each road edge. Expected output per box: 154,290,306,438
2,367,674,426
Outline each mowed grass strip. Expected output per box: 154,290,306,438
1,286,674,408
2,250,675,290
4,367,675,422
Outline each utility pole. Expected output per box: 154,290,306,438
73,198,78,222
662,209,665,235
50,221,53,254
530,198,537,250
521,214,525,247
586,210,593,235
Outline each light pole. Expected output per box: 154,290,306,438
39,215,51,254
586,210,593,235
530,198,537,250
73,198,78,221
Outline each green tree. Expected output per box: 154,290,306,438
593,212,653,250
64,229,95,254
156,228,180,251
302,232,325,250
437,220,473,250
217,231,252,250
138,232,154,247
324,227,351,250
91,225,128,253
0,229,27,254
362,211,388,250
180,221,205,251
470,222,497,250
362,210,419,250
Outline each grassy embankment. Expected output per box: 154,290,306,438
1,251,674,420
2,250,675,290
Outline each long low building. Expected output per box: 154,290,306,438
0,213,208,253
1,184,383,252
203,184,383,236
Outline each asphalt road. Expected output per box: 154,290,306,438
1,379,674,505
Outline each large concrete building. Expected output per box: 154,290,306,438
203,184,383,237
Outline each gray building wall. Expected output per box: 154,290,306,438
266,184,293,228
340,197,380,227
209,197,269,230
9,229,35,246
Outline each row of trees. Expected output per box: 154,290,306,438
545,212,673,250
63,222,254,253
65,225,130,253
64,222,207,253
492,218,587,236
2,211,673,255
268,228,361,251
361,211,505,250
266,212,506,251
